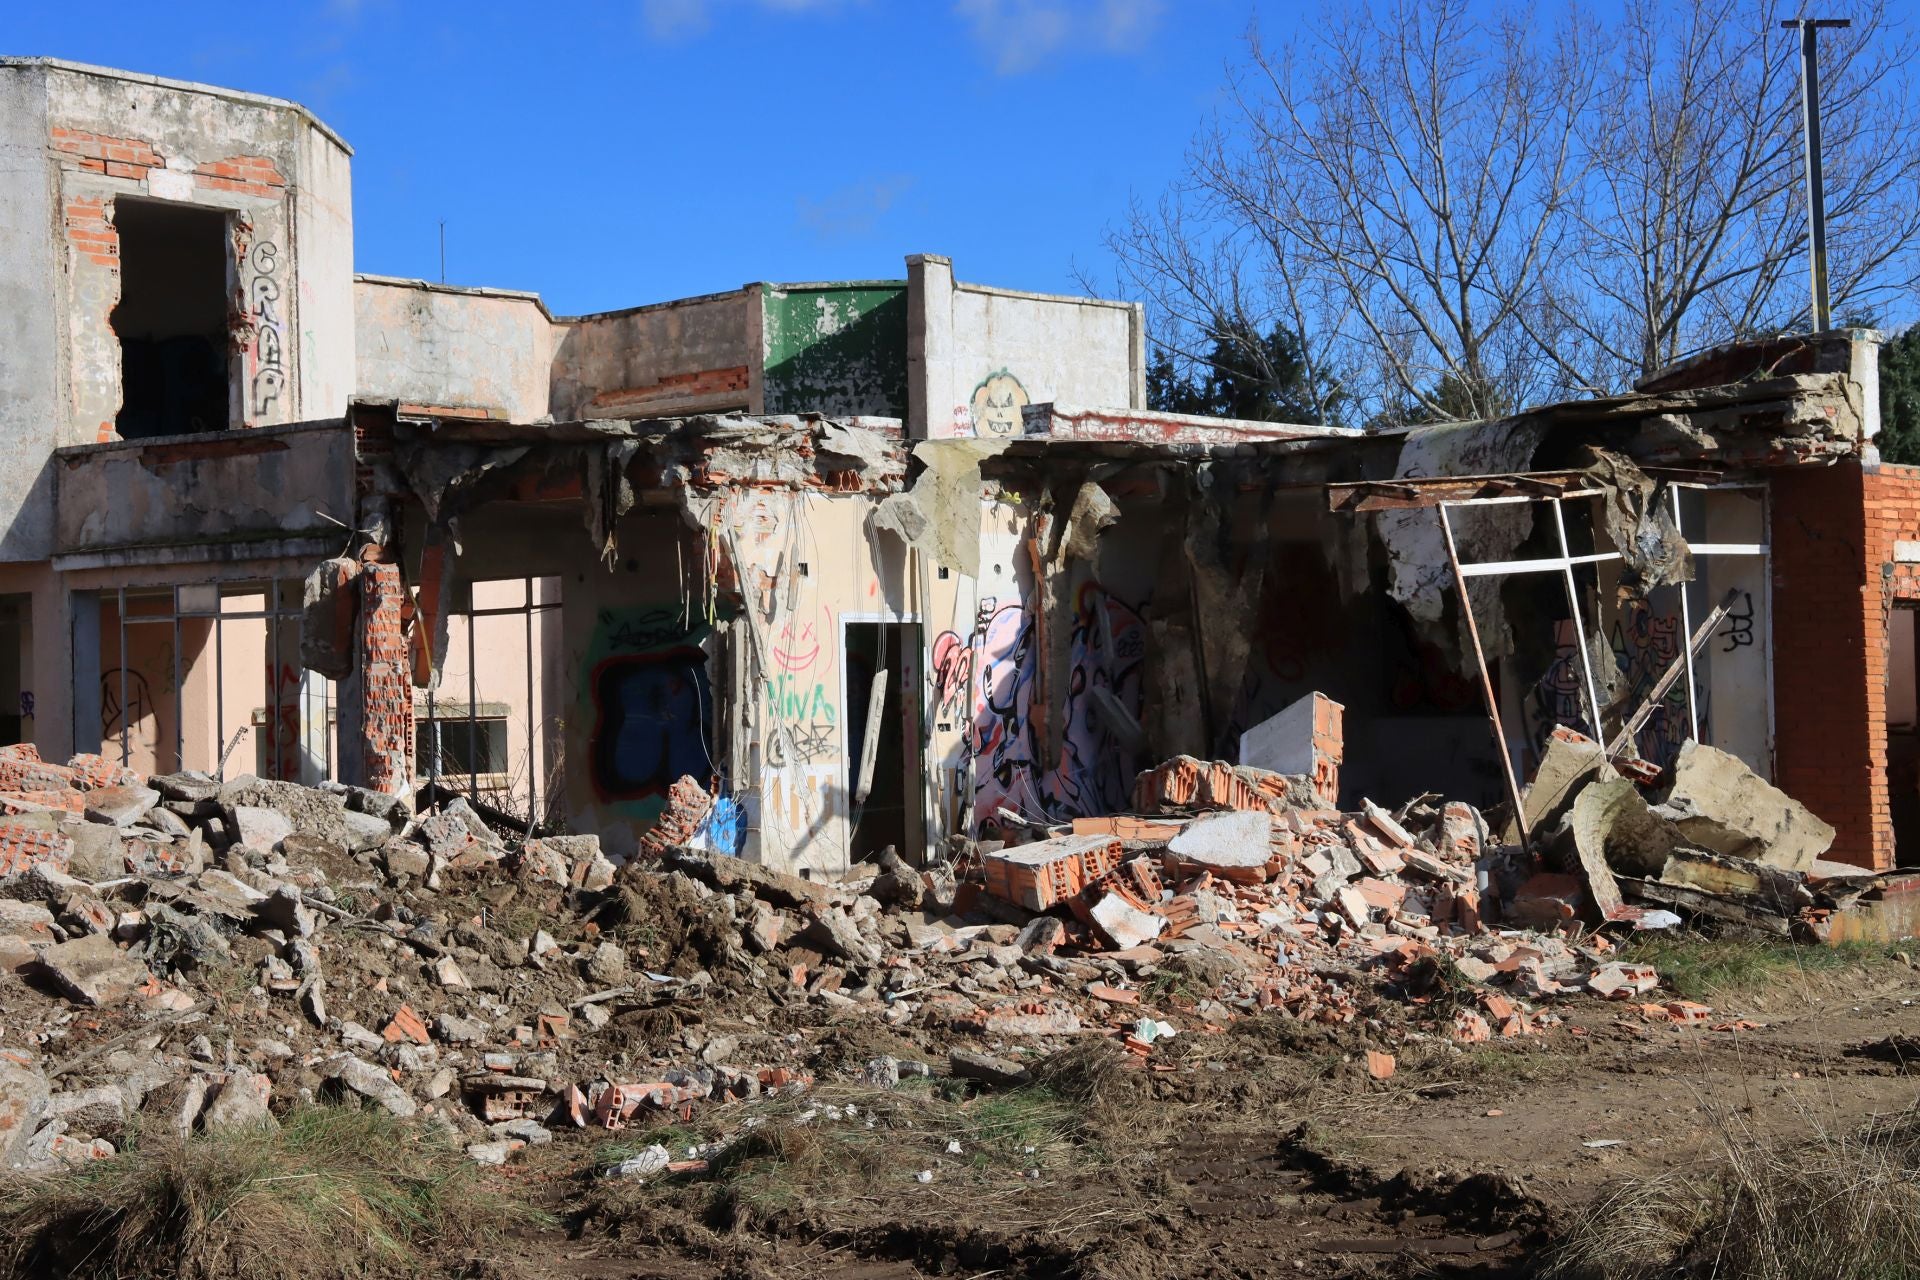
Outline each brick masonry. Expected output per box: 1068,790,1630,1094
1772,458,1920,870
358,561,414,795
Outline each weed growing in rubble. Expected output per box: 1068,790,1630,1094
1622,933,1904,1003
0,1103,533,1280
1545,1106,1920,1280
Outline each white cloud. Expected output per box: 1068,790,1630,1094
796,174,915,241
641,0,860,42
642,0,713,40
954,0,1166,75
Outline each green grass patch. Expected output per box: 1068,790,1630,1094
1621,933,1904,1002
0,1103,535,1280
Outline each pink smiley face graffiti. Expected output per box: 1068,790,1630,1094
773,607,830,673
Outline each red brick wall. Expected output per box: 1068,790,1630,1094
358,562,414,795
1771,461,1877,867
1773,459,1920,870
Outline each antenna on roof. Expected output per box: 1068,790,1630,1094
1782,16,1851,332
439,220,447,284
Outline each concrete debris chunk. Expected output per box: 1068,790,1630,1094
1165,810,1276,881
33,933,150,1007
1663,740,1835,872
82,784,159,828
202,1072,277,1131
326,1055,418,1117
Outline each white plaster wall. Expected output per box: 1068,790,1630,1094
0,64,61,562
297,126,355,421
354,279,554,420
923,282,1144,440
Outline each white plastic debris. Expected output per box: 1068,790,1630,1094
607,1143,672,1179
915,1169,934,1183
1582,1139,1624,1149
945,1139,962,1154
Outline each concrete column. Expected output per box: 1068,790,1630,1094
906,254,955,440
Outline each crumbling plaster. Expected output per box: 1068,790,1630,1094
354,278,554,421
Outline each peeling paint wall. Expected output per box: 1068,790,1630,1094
550,288,758,421
54,422,355,559
0,65,61,564
354,278,554,420
761,284,908,419
0,60,355,571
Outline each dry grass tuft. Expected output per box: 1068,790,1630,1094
0,1103,528,1280
1545,1105,1920,1280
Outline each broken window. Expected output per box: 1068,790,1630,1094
111,199,232,440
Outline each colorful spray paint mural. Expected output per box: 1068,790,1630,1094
1610,597,1700,769
585,605,713,827
936,583,1144,831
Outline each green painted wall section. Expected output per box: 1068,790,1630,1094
762,284,908,418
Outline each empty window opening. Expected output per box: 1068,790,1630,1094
416,713,510,782
112,199,231,439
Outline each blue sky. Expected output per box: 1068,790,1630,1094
8,1,1264,314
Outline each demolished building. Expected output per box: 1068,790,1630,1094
1,56,1915,888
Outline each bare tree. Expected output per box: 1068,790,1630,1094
1538,0,1920,390
1105,0,1920,426
1106,0,1601,424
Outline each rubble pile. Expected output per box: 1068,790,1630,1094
0,709,1875,1179
1516,727,1899,942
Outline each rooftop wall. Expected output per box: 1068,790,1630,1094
354,278,554,421
549,288,758,421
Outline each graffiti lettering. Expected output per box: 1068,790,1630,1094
1722,590,1756,652
248,241,284,420
765,674,835,727
1610,599,1698,769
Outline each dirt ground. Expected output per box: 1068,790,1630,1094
471,950,1920,1280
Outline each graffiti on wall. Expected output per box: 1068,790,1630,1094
585,605,712,823
100,667,153,744
968,370,1030,438
1609,598,1701,769
1524,619,1593,759
1723,590,1756,651
265,660,302,781
944,583,1144,830
248,240,285,420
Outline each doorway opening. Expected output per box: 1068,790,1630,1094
0,594,30,745
844,619,923,864
1889,604,1920,863
112,199,232,439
